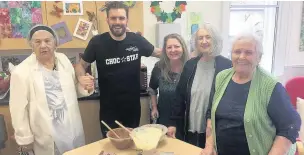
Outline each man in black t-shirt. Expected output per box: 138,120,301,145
75,2,161,137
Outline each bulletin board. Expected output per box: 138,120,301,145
0,1,47,50
45,1,97,49
0,1,145,50
95,1,144,35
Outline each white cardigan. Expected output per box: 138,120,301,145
9,52,92,155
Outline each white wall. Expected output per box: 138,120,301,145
273,1,304,79
141,1,223,76
273,1,304,83
284,1,304,66
143,1,223,45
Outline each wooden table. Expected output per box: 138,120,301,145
64,137,202,155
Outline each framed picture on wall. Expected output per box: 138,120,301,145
73,18,92,40
51,21,72,45
63,1,83,15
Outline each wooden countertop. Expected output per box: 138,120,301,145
64,137,202,155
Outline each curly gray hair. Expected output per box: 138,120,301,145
230,32,263,57
190,23,223,57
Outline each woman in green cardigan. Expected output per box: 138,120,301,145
200,33,301,155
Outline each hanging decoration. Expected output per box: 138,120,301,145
150,1,187,23
49,4,63,18
99,1,136,12
86,11,98,35
73,18,92,40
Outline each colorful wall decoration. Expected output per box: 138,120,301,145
63,1,83,15
0,1,43,38
51,21,72,45
123,1,136,8
187,12,202,35
73,18,92,40
150,1,187,23
49,4,63,18
86,11,98,35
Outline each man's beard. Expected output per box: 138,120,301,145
109,24,126,37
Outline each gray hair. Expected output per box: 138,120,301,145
158,33,189,83
231,32,263,57
27,24,59,48
190,23,223,57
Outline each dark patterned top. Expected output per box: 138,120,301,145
149,63,180,125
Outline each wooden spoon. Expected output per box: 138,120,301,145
114,120,132,134
114,120,150,146
101,120,121,139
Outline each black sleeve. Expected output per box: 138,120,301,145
167,62,189,127
137,35,154,57
206,75,216,120
206,99,212,120
82,36,98,63
148,63,160,95
267,83,301,143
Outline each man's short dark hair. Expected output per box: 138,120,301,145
106,2,129,18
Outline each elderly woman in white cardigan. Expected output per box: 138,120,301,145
9,25,94,155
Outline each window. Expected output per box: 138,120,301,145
224,1,279,72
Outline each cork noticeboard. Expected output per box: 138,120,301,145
0,2,144,50
0,1,48,50
95,1,144,35
45,1,97,49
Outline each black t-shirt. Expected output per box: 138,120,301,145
82,32,154,108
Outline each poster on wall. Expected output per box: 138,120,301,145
300,2,304,52
187,12,202,35
0,54,29,100
51,21,72,45
63,1,83,15
0,1,42,38
73,18,92,40
1,55,28,72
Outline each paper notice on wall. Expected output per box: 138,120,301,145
187,12,202,35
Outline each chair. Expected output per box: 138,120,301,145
285,76,304,155
285,76,304,109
